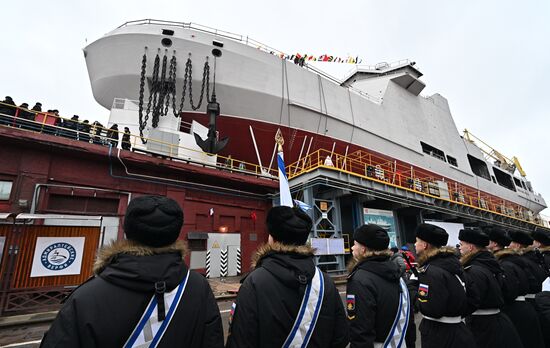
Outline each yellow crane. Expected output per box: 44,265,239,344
512,156,526,177
463,129,526,177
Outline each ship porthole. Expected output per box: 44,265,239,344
212,48,222,57
161,38,172,47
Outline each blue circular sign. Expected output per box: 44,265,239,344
41,242,77,271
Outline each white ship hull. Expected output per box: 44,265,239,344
84,20,546,214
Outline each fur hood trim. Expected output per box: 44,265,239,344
94,239,188,275
418,246,457,266
251,242,315,269
347,249,392,273
460,249,486,265
523,246,536,254
494,248,519,260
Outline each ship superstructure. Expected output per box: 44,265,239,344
84,19,546,218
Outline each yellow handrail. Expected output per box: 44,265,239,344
287,147,543,227
0,102,278,178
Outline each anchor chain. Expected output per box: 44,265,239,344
145,53,160,124
167,55,177,117
138,52,149,143
151,54,168,128
138,49,211,144
188,57,210,111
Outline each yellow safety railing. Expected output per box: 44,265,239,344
287,148,544,227
343,234,350,253
0,102,278,179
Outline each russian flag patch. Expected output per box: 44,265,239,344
419,283,429,297
229,302,236,325
346,294,355,311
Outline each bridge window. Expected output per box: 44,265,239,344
493,167,516,191
421,142,446,162
447,155,458,167
0,181,13,200
513,177,523,189
467,155,491,180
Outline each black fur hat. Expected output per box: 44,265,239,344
124,195,183,247
459,228,489,247
353,224,390,251
266,206,312,245
509,230,533,247
487,227,511,247
415,223,448,247
533,230,550,246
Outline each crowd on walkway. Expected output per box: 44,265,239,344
0,96,132,150
36,194,550,348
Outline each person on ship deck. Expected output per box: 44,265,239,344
107,123,119,148
79,120,91,143
121,126,131,150
16,103,34,130
0,96,16,126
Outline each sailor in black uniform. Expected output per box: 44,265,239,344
532,229,550,348
458,228,523,348
414,223,475,348
346,224,411,348
40,195,224,348
533,229,550,255
509,231,547,301
488,227,545,348
226,206,348,348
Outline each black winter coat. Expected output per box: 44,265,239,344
462,250,523,348
346,251,405,347
542,247,550,273
462,251,505,311
0,99,16,116
40,240,223,348
536,247,550,348
495,248,545,348
495,249,524,302
416,247,475,348
535,291,550,348
226,243,348,348
523,248,548,294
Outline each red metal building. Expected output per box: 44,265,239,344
0,125,277,315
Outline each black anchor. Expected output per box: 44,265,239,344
193,92,229,155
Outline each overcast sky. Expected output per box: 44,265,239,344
1,0,549,216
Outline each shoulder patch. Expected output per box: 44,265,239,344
227,302,237,336
418,264,429,273
418,283,429,300
229,302,236,325
346,294,356,319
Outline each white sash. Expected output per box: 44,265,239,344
382,278,410,348
282,267,325,348
124,271,190,348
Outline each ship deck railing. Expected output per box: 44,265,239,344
286,147,545,228
116,19,384,104
0,103,279,180
1,101,544,227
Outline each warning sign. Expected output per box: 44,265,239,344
212,241,220,249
